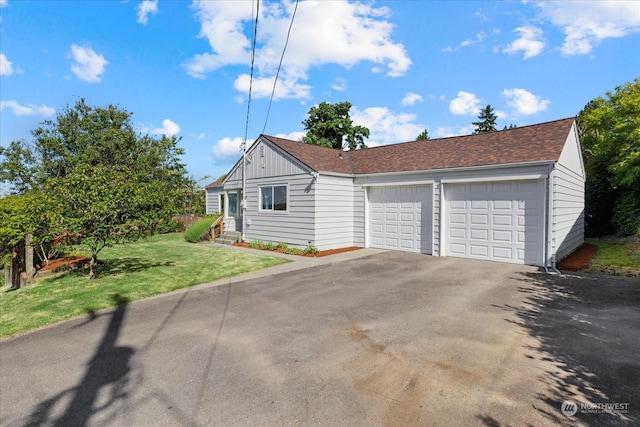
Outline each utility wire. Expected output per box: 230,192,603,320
262,0,299,135
242,0,260,151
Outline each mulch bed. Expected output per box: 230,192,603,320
233,242,362,257
37,255,88,273
556,243,597,271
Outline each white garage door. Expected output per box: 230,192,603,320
445,180,545,265
369,185,432,254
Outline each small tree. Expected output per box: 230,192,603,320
416,129,430,140
472,105,498,134
301,101,369,150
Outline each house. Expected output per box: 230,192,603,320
206,117,585,268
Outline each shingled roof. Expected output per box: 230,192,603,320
204,178,223,188
263,117,575,175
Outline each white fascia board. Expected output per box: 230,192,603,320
356,160,555,179
362,180,435,187
441,174,546,184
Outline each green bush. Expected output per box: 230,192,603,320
612,191,640,236
184,215,219,243
249,240,265,249
283,247,304,255
304,245,319,255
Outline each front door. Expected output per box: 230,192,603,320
225,190,242,232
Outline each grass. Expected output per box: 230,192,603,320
184,214,220,242
0,233,290,339
586,235,640,275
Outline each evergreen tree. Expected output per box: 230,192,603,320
416,129,430,140
472,105,498,134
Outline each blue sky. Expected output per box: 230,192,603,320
1,0,639,186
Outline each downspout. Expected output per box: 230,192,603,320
545,163,561,274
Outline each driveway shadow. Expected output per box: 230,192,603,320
486,272,640,426
24,294,134,427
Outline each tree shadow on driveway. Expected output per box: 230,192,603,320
481,271,639,426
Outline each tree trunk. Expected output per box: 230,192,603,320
9,249,21,289
25,234,35,281
89,250,98,279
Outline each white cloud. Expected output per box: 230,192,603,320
449,91,482,116
401,92,423,106
275,131,305,141
185,0,411,98
213,137,255,158
0,0,7,8
0,100,55,116
0,53,14,76
502,88,550,115
434,125,475,138
352,106,425,145
137,0,158,25
331,77,347,92
153,119,181,136
70,44,108,83
444,32,487,51
503,26,545,59
233,71,312,99
537,1,640,55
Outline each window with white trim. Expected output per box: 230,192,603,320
260,185,287,211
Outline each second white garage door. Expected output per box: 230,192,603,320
445,180,545,265
369,185,432,254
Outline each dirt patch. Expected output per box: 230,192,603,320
233,242,362,257
557,243,597,271
37,255,88,273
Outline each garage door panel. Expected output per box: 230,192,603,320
470,245,489,257
494,200,512,210
446,180,544,266
369,185,432,254
493,214,512,226
470,229,489,240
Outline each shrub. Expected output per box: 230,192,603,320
283,247,304,255
612,191,640,236
265,241,278,251
276,242,288,250
249,240,265,249
304,245,319,255
184,215,219,243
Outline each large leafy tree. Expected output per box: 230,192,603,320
301,101,369,150
0,99,190,277
472,105,498,134
578,78,640,235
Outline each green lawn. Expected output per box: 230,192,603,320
0,233,290,338
586,236,640,275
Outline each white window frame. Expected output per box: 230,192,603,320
259,184,289,212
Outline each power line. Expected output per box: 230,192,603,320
242,0,260,151
262,0,299,135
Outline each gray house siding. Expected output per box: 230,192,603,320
205,187,222,214
551,126,585,262
243,174,316,247
353,184,365,247
314,175,355,249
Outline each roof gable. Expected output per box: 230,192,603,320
262,118,575,175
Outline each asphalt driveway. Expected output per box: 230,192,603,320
1,250,638,426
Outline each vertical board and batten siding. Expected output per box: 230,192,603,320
313,175,356,249
205,187,222,214
551,127,585,262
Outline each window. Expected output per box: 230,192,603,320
228,193,237,216
260,185,287,211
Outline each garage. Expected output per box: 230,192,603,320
369,185,432,254
445,180,545,265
